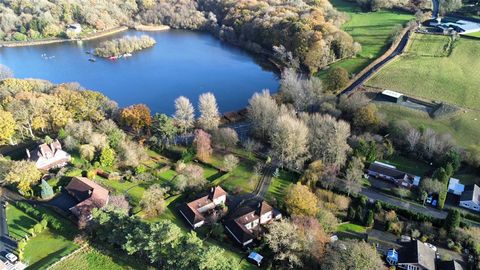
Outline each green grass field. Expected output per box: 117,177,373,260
337,222,367,233
6,204,79,269
320,0,413,76
367,33,480,109
50,248,151,270
380,155,433,176
266,170,299,203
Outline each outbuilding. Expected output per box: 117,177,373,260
380,90,404,103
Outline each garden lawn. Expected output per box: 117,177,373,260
220,158,260,194
464,31,480,38
50,248,150,270
337,222,367,233
6,205,38,240
23,230,78,270
377,103,480,148
380,155,433,176
320,0,413,76
367,33,480,109
266,170,299,203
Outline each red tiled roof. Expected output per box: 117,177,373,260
66,177,109,218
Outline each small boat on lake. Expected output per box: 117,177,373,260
108,56,117,60
88,58,96,62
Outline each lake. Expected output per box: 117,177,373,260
0,30,279,114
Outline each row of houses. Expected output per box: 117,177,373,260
179,186,281,246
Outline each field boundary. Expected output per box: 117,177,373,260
45,244,88,270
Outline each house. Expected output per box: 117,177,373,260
26,139,71,171
179,186,227,229
225,201,281,246
397,240,437,270
381,90,404,103
459,184,480,212
367,161,421,188
65,177,109,220
447,178,465,196
438,260,464,270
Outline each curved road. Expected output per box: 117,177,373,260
341,30,411,95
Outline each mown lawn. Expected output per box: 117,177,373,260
266,170,299,203
6,204,79,269
377,103,480,148
319,0,413,76
464,31,480,38
367,33,480,110
380,155,433,176
337,222,368,233
50,247,151,270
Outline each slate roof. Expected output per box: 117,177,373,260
460,184,480,204
438,260,464,270
225,218,255,244
180,186,227,227
368,162,408,180
65,177,109,218
398,240,436,270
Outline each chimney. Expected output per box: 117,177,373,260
26,149,31,159
88,189,93,196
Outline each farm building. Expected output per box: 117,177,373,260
380,90,404,103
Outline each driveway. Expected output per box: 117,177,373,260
360,188,448,219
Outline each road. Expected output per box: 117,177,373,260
360,188,448,219
0,200,17,257
341,30,411,95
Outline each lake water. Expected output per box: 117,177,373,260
0,30,279,114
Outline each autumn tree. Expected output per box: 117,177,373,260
322,240,384,270
325,67,349,92
344,157,364,196
212,128,239,151
270,113,309,169
173,164,207,192
198,92,220,130
264,219,305,269
301,160,324,189
5,161,42,195
194,129,212,162
285,183,319,217
79,144,96,161
174,96,195,135
140,184,168,218
119,104,152,133
353,104,381,131
107,194,131,214
0,109,16,144
247,90,279,139
303,113,351,167
291,216,329,267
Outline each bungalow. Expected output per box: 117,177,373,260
447,178,465,196
225,201,281,246
397,240,437,270
65,177,109,220
459,184,480,212
27,139,71,171
367,161,421,188
179,186,227,229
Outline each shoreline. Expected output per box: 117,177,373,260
0,25,169,48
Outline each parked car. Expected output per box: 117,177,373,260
5,253,17,263
425,243,437,252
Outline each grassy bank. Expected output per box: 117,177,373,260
319,0,413,76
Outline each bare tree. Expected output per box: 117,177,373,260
222,154,239,172
304,113,351,167
212,127,238,151
198,92,220,130
0,64,13,80
140,184,168,218
406,128,421,152
344,157,364,196
174,96,195,135
194,129,212,162
247,90,279,139
270,113,309,169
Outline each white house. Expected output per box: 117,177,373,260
179,186,227,229
459,184,480,212
27,140,71,171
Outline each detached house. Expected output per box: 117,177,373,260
225,201,281,246
397,240,437,270
65,177,109,220
367,161,421,188
27,140,71,171
179,186,227,229
459,184,480,212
